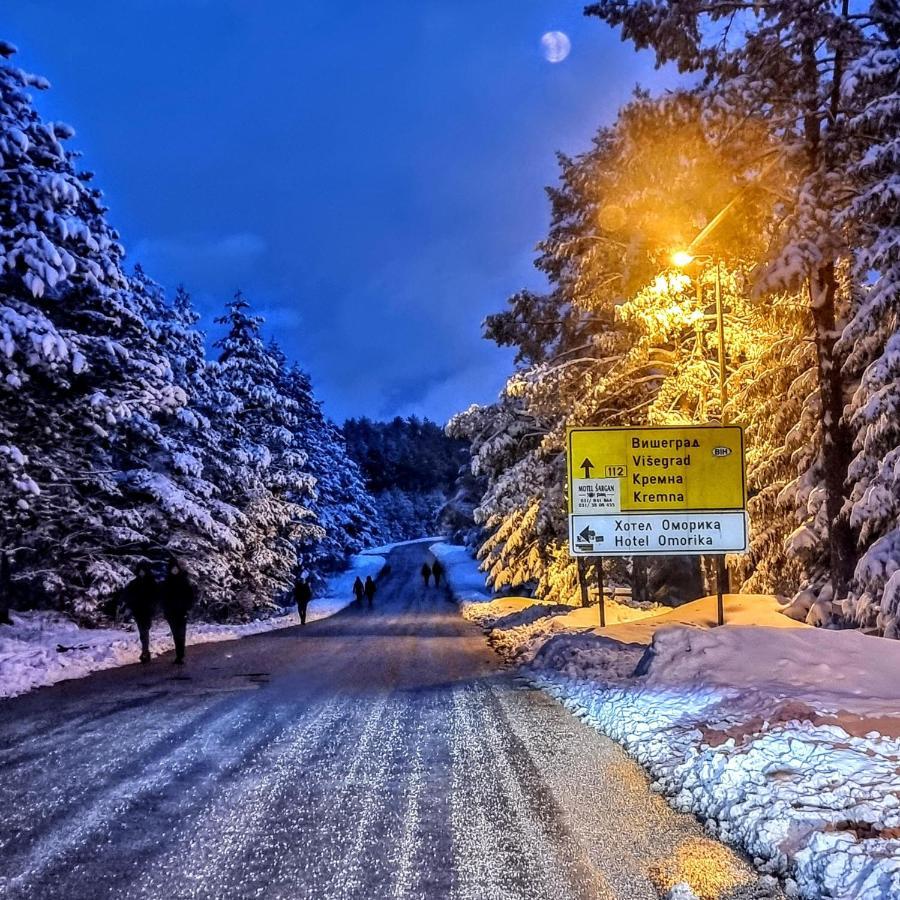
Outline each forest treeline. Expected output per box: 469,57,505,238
0,43,383,623
449,2,900,636
343,417,468,541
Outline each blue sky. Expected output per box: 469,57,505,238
6,1,672,422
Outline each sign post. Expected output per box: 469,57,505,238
567,425,747,625
595,557,606,627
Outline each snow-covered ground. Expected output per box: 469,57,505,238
0,553,385,700
432,541,900,900
359,535,445,555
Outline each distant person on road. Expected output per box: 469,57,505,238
364,575,376,608
421,562,432,587
294,574,312,626
432,559,445,588
353,576,365,606
121,563,158,663
162,560,195,665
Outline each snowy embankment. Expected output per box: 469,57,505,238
0,553,385,700
431,541,900,900
360,535,445,555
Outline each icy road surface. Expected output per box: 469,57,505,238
0,545,771,900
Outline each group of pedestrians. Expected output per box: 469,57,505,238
420,559,444,588
122,553,445,662
353,575,377,607
120,560,195,664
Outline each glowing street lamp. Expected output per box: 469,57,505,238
671,250,695,269
672,248,730,626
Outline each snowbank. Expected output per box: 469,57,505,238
436,541,900,900
361,535,444,555
429,541,492,601
0,553,385,699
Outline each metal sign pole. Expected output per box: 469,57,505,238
595,557,606,627
716,555,727,626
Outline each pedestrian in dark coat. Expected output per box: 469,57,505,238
162,560,194,664
294,575,312,626
432,559,445,588
121,564,158,663
421,562,432,587
364,575,376,608
353,576,365,606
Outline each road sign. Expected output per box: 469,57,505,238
567,425,747,557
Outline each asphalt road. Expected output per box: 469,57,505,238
0,544,776,900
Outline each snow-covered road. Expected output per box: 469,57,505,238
0,545,772,900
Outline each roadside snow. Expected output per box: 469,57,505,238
0,553,385,699
361,536,444,555
429,541,492,601
435,541,900,900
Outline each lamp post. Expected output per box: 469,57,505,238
673,251,730,625
672,252,728,421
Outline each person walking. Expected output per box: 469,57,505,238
420,562,432,587
121,563,158,663
364,575,376,608
294,574,312,626
432,559,445,588
353,576,365,606
162,559,194,665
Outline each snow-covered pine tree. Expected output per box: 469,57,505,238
0,43,206,618
278,361,377,577
458,93,791,604
213,293,320,611
835,5,900,634
584,0,874,604
126,272,250,615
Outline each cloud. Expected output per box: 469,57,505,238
389,353,514,426
130,232,267,291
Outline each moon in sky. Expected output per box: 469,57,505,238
541,31,571,64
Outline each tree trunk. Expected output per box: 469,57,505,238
800,23,856,600
809,265,856,598
632,557,649,603
577,557,590,608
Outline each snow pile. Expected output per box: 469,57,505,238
460,596,571,630
436,541,900,900
361,535,444,555
429,542,492,601
0,553,385,699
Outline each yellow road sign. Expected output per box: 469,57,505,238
567,425,747,557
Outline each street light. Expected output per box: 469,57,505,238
671,251,727,420
672,249,730,625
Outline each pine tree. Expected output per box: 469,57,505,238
584,0,878,603
213,293,320,611
835,6,900,633
279,362,377,575
456,94,789,603
0,43,207,617
126,273,251,613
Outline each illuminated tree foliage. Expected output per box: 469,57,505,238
454,3,900,633
452,93,808,604
583,0,898,620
